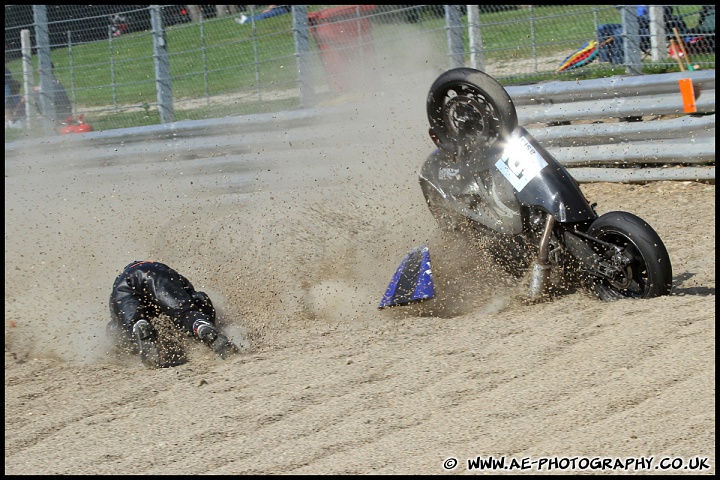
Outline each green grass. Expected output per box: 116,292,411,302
66,15,299,106
8,13,300,106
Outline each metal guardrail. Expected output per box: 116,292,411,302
507,70,716,182
6,69,714,184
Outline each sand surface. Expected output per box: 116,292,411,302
5,68,715,474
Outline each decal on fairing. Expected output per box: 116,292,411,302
495,134,548,191
439,167,460,180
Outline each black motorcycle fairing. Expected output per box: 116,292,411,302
498,127,597,224
420,148,524,235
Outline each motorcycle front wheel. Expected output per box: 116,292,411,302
587,211,673,300
427,67,518,151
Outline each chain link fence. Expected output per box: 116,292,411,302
4,5,716,136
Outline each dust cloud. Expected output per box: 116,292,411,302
4,30,490,363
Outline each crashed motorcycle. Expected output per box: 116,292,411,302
379,67,672,307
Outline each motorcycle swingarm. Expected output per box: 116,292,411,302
562,229,633,280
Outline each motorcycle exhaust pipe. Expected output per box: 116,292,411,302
528,215,555,302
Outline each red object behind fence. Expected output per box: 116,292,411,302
60,114,94,134
308,5,376,94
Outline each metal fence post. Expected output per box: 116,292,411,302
648,6,665,62
108,26,118,113
150,5,174,123
20,29,36,129
528,6,538,72
292,5,315,108
33,5,56,134
467,5,484,70
199,13,210,105
67,31,76,115
247,6,262,102
446,5,465,69
620,6,642,75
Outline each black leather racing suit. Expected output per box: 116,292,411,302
108,260,216,342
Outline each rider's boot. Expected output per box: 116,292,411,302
132,319,161,368
194,320,239,359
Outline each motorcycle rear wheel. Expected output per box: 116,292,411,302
587,211,673,300
427,67,518,150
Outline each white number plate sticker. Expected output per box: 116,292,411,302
495,135,548,191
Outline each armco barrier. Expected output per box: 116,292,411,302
7,70,713,184
507,70,715,183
